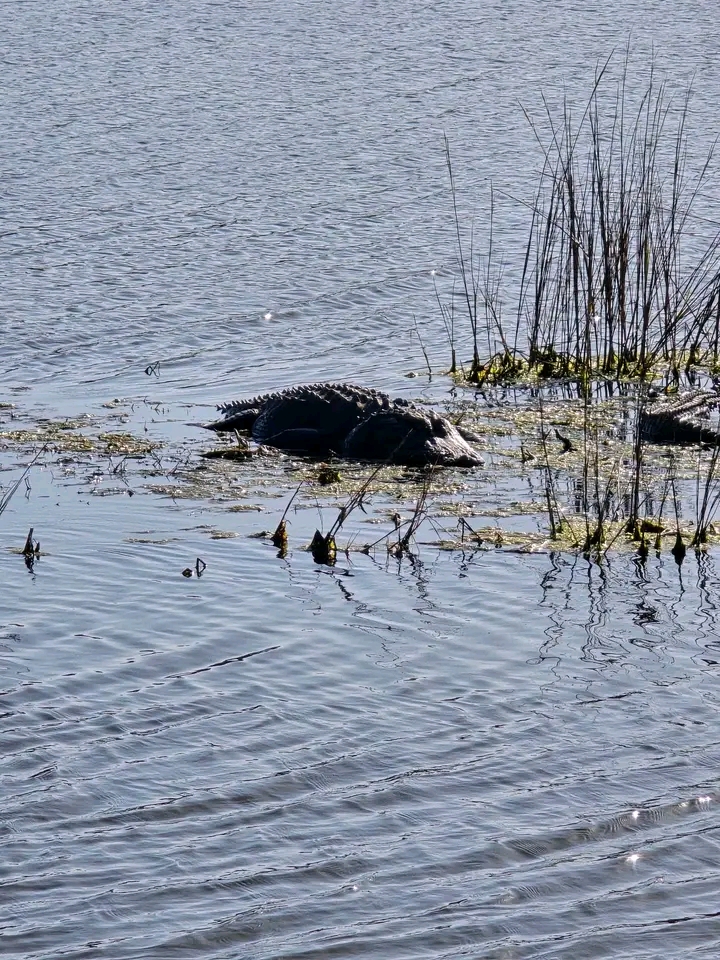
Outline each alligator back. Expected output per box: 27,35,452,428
252,384,388,453
206,382,390,433
344,407,482,466
641,390,720,445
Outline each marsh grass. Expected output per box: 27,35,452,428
444,56,720,387
692,442,720,546
527,386,720,560
437,56,720,559
0,445,47,519
524,61,720,382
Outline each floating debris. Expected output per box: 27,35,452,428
554,428,574,454
672,532,687,566
316,465,341,485
22,527,40,558
201,447,253,461
98,433,156,455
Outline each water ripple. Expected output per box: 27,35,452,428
4,0,720,957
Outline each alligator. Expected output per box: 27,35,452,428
640,390,720,444
203,382,483,467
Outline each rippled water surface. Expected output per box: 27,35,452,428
4,2,720,958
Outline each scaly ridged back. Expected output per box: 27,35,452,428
641,390,720,444
216,382,397,418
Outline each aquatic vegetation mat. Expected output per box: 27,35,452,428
158,382,720,565
3,379,720,568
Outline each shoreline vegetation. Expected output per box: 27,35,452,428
430,56,720,562
4,388,720,569
440,55,720,389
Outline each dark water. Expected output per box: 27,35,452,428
3,2,720,958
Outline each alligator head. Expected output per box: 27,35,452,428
343,408,483,467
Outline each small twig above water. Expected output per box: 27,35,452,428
182,557,207,578
413,315,433,379
0,445,48,519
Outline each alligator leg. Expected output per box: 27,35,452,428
204,408,260,432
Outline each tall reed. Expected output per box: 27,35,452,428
445,57,720,385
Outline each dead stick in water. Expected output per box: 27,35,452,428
22,528,35,556
0,444,48,518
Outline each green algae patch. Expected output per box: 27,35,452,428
98,432,157,455
124,536,183,545
0,418,159,457
146,467,287,504
431,519,719,561
170,446,474,511
433,529,551,552
434,498,547,519
146,483,205,500
0,426,95,452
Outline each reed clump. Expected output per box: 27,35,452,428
529,387,720,563
443,57,720,387
436,57,720,560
